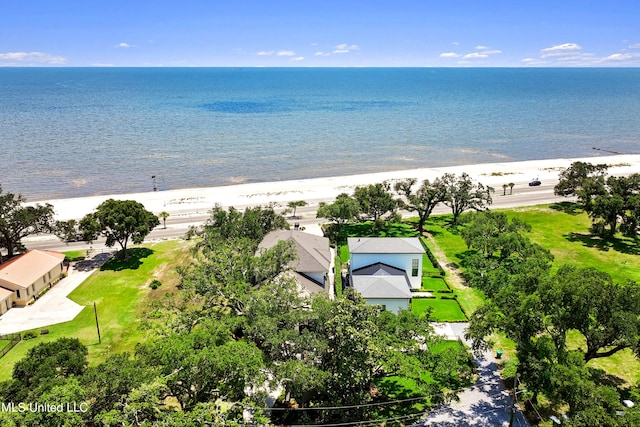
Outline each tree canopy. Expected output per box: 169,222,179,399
353,182,397,223
554,161,640,237
394,177,447,233
316,193,361,225
78,199,159,259
286,200,307,218
0,184,54,259
441,173,494,224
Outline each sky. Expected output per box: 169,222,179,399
1,0,640,67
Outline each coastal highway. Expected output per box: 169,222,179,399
23,180,567,253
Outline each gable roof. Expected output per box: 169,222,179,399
0,250,65,291
347,237,423,254
352,262,407,277
259,230,331,273
351,262,412,299
293,272,327,295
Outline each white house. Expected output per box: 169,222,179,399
258,230,335,298
347,237,424,313
348,237,423,289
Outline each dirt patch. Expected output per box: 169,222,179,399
422,232,468,290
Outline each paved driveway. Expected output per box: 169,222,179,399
0,253,112,334
418,323,530,427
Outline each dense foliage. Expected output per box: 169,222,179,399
0,184,54,260
0,204,474,426
554,161,640,237
76,199,160,259
460,210,640,423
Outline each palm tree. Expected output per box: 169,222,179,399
508,182,515,195
502,184,508,196
159,211,170,229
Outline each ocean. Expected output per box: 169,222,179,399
2,67,640,201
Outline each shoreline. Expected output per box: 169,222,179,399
32,154,640,221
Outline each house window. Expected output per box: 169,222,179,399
411,259,419,277
16,290,20,299
4,300,8,310
27,288,30,296
32,284,35,292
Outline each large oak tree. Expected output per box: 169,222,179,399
394,177,448,233
79,199,159,259
0,184,54,260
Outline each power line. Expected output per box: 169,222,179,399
257,377,510,412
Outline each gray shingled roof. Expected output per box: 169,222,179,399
351,262,412,299
347,237,423,254
259,230,331,273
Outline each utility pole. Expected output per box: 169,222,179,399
509,373,518,427
93,302,101,344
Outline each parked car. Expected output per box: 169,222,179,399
528,179,541,186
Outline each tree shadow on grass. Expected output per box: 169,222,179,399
564,232,640,255
100,247,155,271
455,250,478,270
549,201,582,215
338,221,418,244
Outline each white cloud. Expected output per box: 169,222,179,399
602,53,634,61
315,51,331,57
629,43,640,49
257,50,296,57
452,41,460,46
540,43,582,57
463,52,489,59
117,42,135,48
335,43,359,51
290,56,304,61
475,45,488,50
0,51,66,65
332,43,359,54
439,52,460,58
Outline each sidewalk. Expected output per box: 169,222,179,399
0,254,111,334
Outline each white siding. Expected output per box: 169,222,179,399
350,253,422,289
364,298,410,314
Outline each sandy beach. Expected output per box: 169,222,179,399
33,154,640,221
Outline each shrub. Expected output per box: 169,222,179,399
22,331,37,340
149,279,162,290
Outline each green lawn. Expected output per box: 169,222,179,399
62,249,88,261
423,205,640,386
375,340,468,415
0,240,192,382
505,204,640,283
336,221,418,245
412,298,467,322
421,277,449,291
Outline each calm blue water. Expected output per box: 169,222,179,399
2,67,640,200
